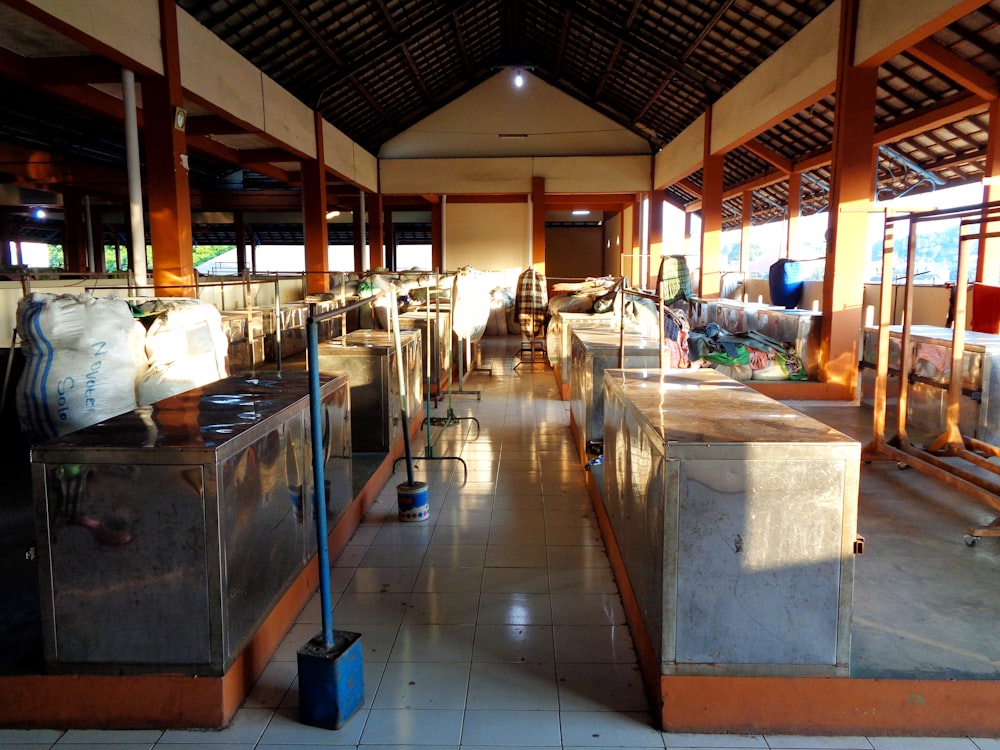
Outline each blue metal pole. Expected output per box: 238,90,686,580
306,317,334,648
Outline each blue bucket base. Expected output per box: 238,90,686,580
397,480,430,522
297,630,364,730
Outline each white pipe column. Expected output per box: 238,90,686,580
122,68,148,288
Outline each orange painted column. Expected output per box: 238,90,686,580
821,0,878,396
61,190,87,272
234,211,247,275
302,111,330,295
977,98,1000,284
145,0,194,296
532,176,546,272
700,106,724,298
785,171,801,259
430,199,443,272
367,191,385,269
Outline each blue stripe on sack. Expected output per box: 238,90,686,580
18,301,44,437
29,301,58,440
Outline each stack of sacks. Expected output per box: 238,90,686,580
137,298,229,405
16,292,146,442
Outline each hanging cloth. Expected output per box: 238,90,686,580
451,266,491,342
656,255,692,305
514,267,548,339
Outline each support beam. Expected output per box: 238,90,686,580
740,190,752,276
430,199,443,272
352,204,365,272
977,98,1000,284
700,107,724,298
821,0,878,397
909,38,1000,101
144,0,194,296
786,171,802,259
301,111,329,295
532,176,546,272
647,194,664,290
367,191,384,269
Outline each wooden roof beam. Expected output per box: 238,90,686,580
909,39,1000,101
742,139,794,173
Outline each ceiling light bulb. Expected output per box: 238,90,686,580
326,210,340,219
514,70,524,88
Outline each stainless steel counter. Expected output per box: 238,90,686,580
30,372,351,675
546,310,619,386
398,306,452,394
316,329,422,452
569,329,662,452
602,368,858,677
691,297,822,377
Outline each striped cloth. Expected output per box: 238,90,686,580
514,267,548,339
657,255,691,305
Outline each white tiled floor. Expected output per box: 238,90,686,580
0,337,991,749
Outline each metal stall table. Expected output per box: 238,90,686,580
316,329,422,453
861,324,1000,446
219,309,265,372
691,298,822,378
568,329,662,458
602,368,859,677
546,310,619,393
30,372,351,675
398,306,452,397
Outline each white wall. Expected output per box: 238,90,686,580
444,203,530,275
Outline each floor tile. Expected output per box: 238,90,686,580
359,543,428,567
331,592,410,625
662,734,767,748
478,592,553,625
472,623,556,663
550,592,625,625
389,623,476,662
553,625,636,663
764,737,873,749
548,566,619,594
461,709,562,747
402,591,480,624
481,566,551,593
413,565,485,592
256,707,364,746
58,734,161,746
466,661,559,709
158,708,272,744
556,663,649,712
485,543,549,567
359,708,464,746
868,740,978,750
327,622,399,663
345,566,420,593
371,661,471,709
0,733,62,746
242,659,298,708
559,711,664,747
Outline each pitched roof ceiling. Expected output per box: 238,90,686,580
0,0,997,242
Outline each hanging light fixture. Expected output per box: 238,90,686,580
514,69,524,88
